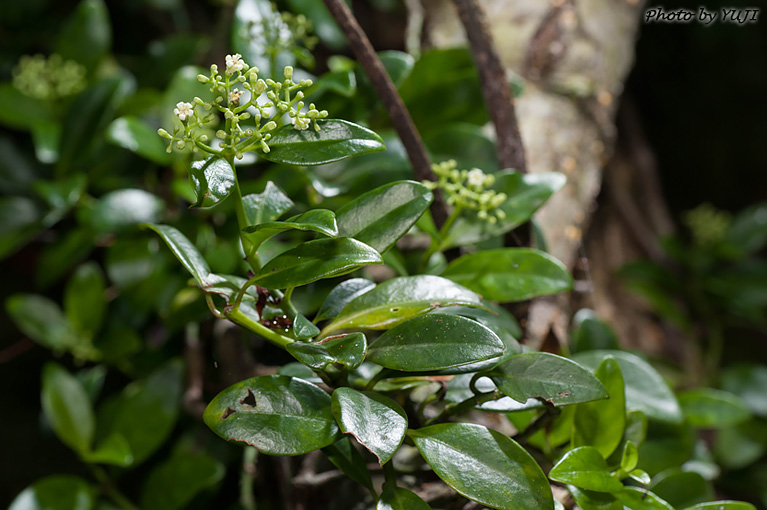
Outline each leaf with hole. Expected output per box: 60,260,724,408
336,180,432,253
252,237,382,289
482,352,607,406
442,248,572,302
204,375,341,455
409,423,553,510
549,447,623,493
287,332,366,370
323,275,482,334
332,387,407,464
262,119,385,165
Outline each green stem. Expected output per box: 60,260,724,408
240,447,258,510
225,308,294,348
419,205,463,272
89,466,140,510
226,154,260,273
383,461,398,486
424,390,497,426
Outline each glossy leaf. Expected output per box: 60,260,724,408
106,116,171,164
144,224,213,283
651,470,713,509
8,475,96,510
32,122,61,164
336,180,432,253
324,275,482,333
424,122,499,174
568,486,622,510
141,454,225,510
0,196,42,260
409,423,553,510
621,441,639,472
720,363,767,417
293,314,321,339
83,189,165,233
483,352,607,406
33,175,87,226
42,363,95,455
82,433,133,467
54,0,111,72
204,375,341,455
444,172,567,248
367,314,504,371
287,332,366,369
550,447,623,493
678,388,751,428
189,156,235,209
0,83,55,131
99,360,184,465
570,309,620,353
64,262,106,339
242,209,338,248
574,350,683,424
444,374,543,412
242,181,295,226
616,487,674,510
442,248,572,302
379,51,415,87
322,437,374,491
315,278,376,322
683,502,756,510
332,387,407,464
262,119,385,165
6,294,78,351
573,356,626,457
377,483,432,510
253,237,382,289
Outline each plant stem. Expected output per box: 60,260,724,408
225,308,294,348
226,154,261,273
419,205,463,272
424,391,498,426
89,465,140,510
240,447,258,510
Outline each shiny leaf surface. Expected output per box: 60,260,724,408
315,278,376,322
64,262,106,339
8,476,96,510
83,189,165,233
105,116,171,164
549,447,624,493
287,332,366,369
242,181,295,226
243,209,338,249
573,357,626,457
189,156,235,208
42,363,94,455
377,484,432,510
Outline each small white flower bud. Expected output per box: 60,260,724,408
283,66,293,80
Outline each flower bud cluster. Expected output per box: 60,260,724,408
684,203,731,246
159,56,328,158
424,160,508,224
12,54,87,100
244,7,318,62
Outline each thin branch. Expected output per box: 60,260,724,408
451,0,526,172
320,0,448,227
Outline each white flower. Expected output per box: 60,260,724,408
173,101,194,122
225,53,246,75
292,116,310,131
229,88,244,105
466,168,486,188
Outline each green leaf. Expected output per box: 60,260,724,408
37,227,95,287
64,262,106,339
442,248,572,302
572,357,626,457
324,275,482,333
99,359,184,465
332,387,407,464
82,433,133,467
549,447,624,493
615,487,674,510
720,363,767,417
409,423,553,510
252,237,382,289
323,437,374,491
141,454,225,510
0,83,55,131
6,294,78,351
435,301,522,351
287,332,366,369
629,469,651,484
262,119,385,165
143,224,214,287
42,363,95,455
568,486,622,510
243,209,338,249
621,441,639,472
315,278,376,322
242,181,295,226
726,202,767,255
570,309,620,353
106,116,172,165
9,475,96,510
204,375,341,455
677,388,751,428
713,417,767,469
336,180,433,253
54,0,111,72
379,51,415,87
483,352,607,406
424,122,499,174
83,189,165,233
445,374,543,412
444,172,567,248
367,314,504,372
33,175,87,226
310,70,357,97
32,121,61,164
682,502,756,510
638,421,696,476
0,196,42,260
377,483,432,510
650,470,713,509
574,350,683,424
293,313,321,339
188,156,236,209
